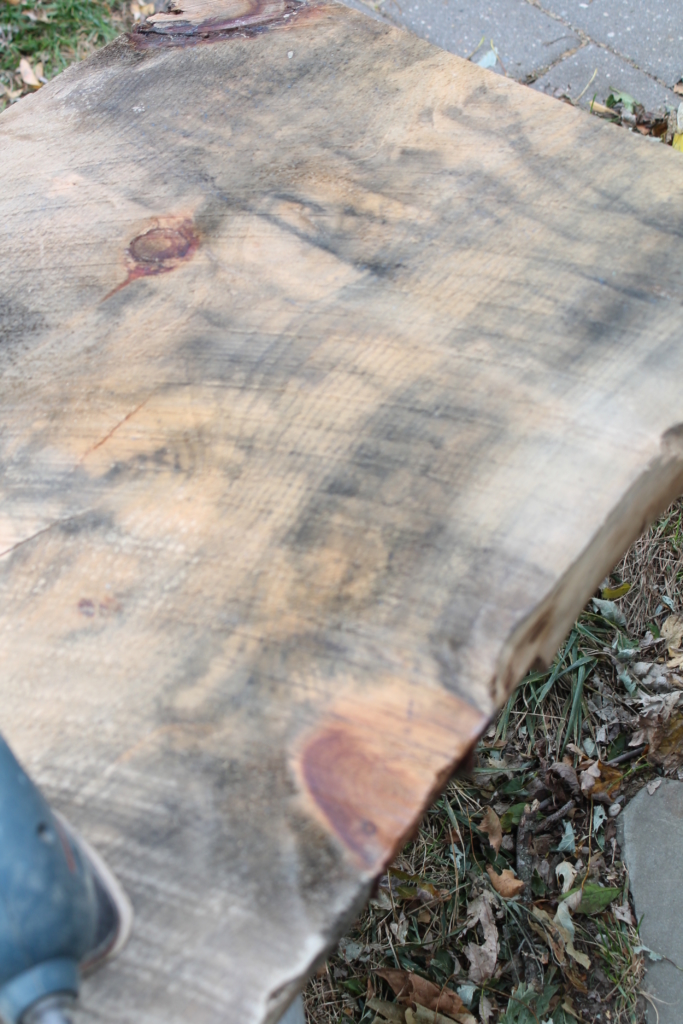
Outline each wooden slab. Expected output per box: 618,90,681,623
2,2,683,1020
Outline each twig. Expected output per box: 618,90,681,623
448,827,460,924
582,798,593,894
516,810,535,896
532,799,574,834
605,744,647,767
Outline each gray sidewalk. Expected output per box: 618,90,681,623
350,0,682,114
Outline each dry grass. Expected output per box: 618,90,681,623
615,503,683,635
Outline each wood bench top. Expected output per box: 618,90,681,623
2,1,683,1020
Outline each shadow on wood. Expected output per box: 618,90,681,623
2,0,683,1020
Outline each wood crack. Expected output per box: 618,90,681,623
81,397,153,461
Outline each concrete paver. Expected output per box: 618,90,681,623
533,42,680,111
372,0,579,81
351,0,680,113
538,0,683,88
619,780,683,1024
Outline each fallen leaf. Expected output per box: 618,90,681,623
486,865,524,897
499,802,526,831
580,760,623,803
463,892,499,983
592,804,607,833
560,883,621,915
593,763,624,801
580,761,601,796
370,887,393,911
479,806,502,854
18,58,41,90
367,997,406,1023
675,81,683,96
556,821,576,855
613,903,635,927
563,965,588,992
390,912,408,944
607,88,636,112
388,868,440,901
554,900,591,969
562,995,583,1020
592,597,627,628
338,936,364,962
376,971,465,1018
566,891,583,914
661,613,683,654
639,690,683,721
408,1006,477,1024
634,944,664,961
377,970,411,1002
531,867,547,897
556,861,577,894
475,48,498,70
411,976,464,1017
455,983,476,1009
547,761,580,800
601,582,631,601
530,907,568,965
636,709,683,771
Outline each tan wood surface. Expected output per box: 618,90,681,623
2,2,683,1020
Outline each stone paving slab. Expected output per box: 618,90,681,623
619,780,683,1024
538,0,683,88
371,0,579,80
533,41,680,111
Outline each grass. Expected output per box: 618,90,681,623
0,0,129,102
617,503,683,635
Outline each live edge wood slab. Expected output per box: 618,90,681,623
1,0,683,1020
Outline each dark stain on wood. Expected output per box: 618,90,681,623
301,728,386,868
298,689,486,872
130,0,306,49
103,220,198,300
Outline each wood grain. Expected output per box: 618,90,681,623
1,1,683,1020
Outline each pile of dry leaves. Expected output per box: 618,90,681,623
306,502,683,1024
587,89,683,150
535,76,683,148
